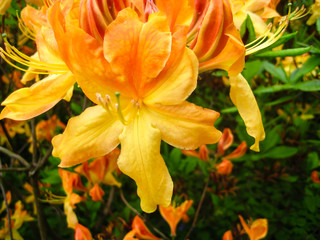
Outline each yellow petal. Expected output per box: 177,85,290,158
64,201,78,229
144,48,198,105
0,0,12,15
229,74,265,151
52,105,123,167
251,219,268,240
146,101,221,150
0,72,75,120
118,112,173,213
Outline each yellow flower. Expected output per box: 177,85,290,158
0,3,75,121
307,0,320,25
231,0,280,36
50,6,221,213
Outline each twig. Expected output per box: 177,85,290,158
29,146,52,176
119,188,169,240
0,160,13,240
119,188,142,217
0,146,30,168
30,175,47,240
82,96,88,111
30,119,37,165
103,186,115,215
0,167,29,172
184,176,210,239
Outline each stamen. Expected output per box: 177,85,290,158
96,93,113,115
245,4,307,56
115,92,128,125
0,34,68,74
17,11,36,41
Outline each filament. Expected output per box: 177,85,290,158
1,35,68,74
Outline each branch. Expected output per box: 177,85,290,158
119,188,169,240
184,176,210,239
0,146,30,168
0,160,13,240
29,146,53,176
30,119,37,165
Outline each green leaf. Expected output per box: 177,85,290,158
317,18,320,35
263,146,298,159
290,55,320,83
306,152,319,171
255,47,311,58
304,195,316,213
263,61,288,83
240,15,256,42
242,60,263,80
254,84,293,94
294,80,320,92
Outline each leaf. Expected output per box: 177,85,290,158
306,152,319,171
317,18,320,35
304,195,316,213
255,47,311,58
254,84,293,94
240,14,256,42
261,128,281,151
294,80,320,92
263,61,288,83
263,146,298,159
242,60,263,81
290,55,320,83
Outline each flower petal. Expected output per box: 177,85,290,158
0,72,75,120
103,8,171,96
52,105,123,167
118,112,172,213
146,101,221,149
144,48,198,105
229,74,265,151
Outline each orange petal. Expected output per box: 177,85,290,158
223,230,233,240
191,0,245,76
89,183,105,201
217,128,234,156
52,105,123,167
224,141,247,159
74,223,93,240
103,8,171,96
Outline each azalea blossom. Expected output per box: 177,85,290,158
230,0,280,36
123,216,161,240
50,3,221,212
307,0,320,25
74,223,93,240
239,215,268,240
0,3,75,121
159,200,193,236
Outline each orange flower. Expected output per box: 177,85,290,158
239,215,268,240
89,183,105,201
124,216,161,240
159,200,193,236
51,4,221,213
217,128,234,156
311,171,320,184
35,115,65,142
224,141,247,160
74,223,93,240
222,230,233,240
216,159,233,175
59,169,86,228
181,144,209,161
75,148,121,188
